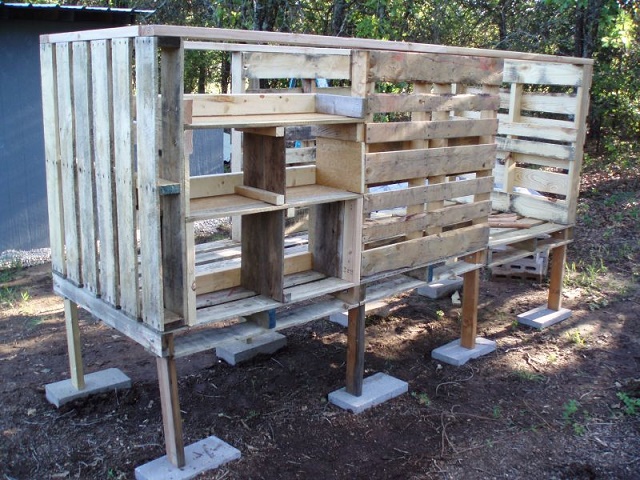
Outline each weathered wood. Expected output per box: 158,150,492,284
64,299,85,390
243,51,350,80
499,121,577,143
548,243,567,311
346,304,365,396
361,224,488,277
499,91,577,115
187,93,316,117
309,202,344,278
40,43,66,276
286,146,316,165
364,176,494,213
514,167,569,195
235,185,285,205
156,335,186,468
72,41,98,294
503,60,583,87
460,252,482,349
55,42,81,284
365,144,496,184
368,51,503,85
243,132,286,195
90,40,118,306
135,37,164,329
230,51,244,243
112,38,139,318
368,93,500,114
497,137,574,161
316,137,365,193
366,118,498,144
188,112,360,129
315,94,365,118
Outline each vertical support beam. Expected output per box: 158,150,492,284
64,299,85,390
547,244,567,311
157,335,185,468
460,253,482,349
346,303,365,396
503,82,523,196
230,51,244,242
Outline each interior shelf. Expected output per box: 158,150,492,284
186,112,361,129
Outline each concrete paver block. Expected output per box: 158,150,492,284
417,276,463,299
431,337,496,367
135,435,241,480
517,306,572,329
216,331,286,366
328,372,408,414
45,368,131,408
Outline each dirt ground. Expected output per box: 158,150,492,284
1,169,639,480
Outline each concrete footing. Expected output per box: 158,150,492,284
328,372,408,414
416,276,463,299
216,331,287,366
45,368,131,407
431,337,496,367
517,306,572,329
134,436,241,480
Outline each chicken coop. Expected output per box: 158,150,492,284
39,25,592,476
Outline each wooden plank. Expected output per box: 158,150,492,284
242,211,285,301
184,40,352,56
346,304,365,396
510,193,570,224
243,132,286,194
53,274,164,356
315,94,365,118
488,221,567,248
361,224,488,277
315,137,365,193
366,118,498,144
285,276,353,303
64,299,85,390
499,121,577,143
365,144,496,184
112,38,139,318
285,184,360,207
460,252,481,349
368,51,503,85
90,40,118,306
235,185,285,205
230,51,243,243
40,43,65,276
186,93,316,117
365,176,494,213
499,91,577,115
503,60,583,87
341,198,363,283
242,51,351,80
497,137,574,161
72,41,99,294
135,37,164,329
309,202,343,278
363,200,491,242
514,167,569,195
55,42,81,285
188,112,359,129
156,336,186,468
160,40,194,326
286,146,316,165
548,241,568,310
368,93,500,114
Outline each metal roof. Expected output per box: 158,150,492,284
0,2,154,23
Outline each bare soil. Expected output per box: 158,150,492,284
1,169,639,480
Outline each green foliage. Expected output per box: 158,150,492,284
562,399,587,435
411,391,431,407
617,391,640,415
513,369,545,382
0,259,23,283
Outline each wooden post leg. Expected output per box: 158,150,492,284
346,304,365,396
460,254,481,349
547,245,567,311
64,299,85,390
156,336,185,468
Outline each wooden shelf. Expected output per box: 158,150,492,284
186,112,361,129
189,184,359,221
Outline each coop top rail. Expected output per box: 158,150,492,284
41,24,593,66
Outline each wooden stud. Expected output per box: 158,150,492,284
346,303,365,396
64,299,85,390
156,335,186,468
231,51,244,242
460,252,482,349
547,243,567,311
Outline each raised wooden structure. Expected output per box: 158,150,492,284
40,25,592,472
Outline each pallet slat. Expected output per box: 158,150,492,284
366,118,498,144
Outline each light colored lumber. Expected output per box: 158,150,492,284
488,221,567,248
514,167,569,195
499,91,577,115
188,112,360,129
365,144,496,184
234,185,285,205
366,118,498,143
499,121,577,142
497,137,574,161
367,51,503,85
286,184,360,207
64,299,85,390
184,40,351,55
367,93,500,114
460,252,482,349
55,42,81,284
503,60,584,86
548,243,567,311
135,36,164,329
243,51,351,80
90,39,118,306
72,41,99,293
112,38,139,318
186,93,316,117
315,94,365,118
286,146,316,165
316,137,365,193
40,43,65,276
361,224,488,277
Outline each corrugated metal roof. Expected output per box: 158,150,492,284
0,2,154,23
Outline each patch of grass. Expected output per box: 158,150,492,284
435,309,445,321
513,369,545,382
617,392,640,416
492,405,502,419
564,259,608,291
567,330,586,347
547,353,558,364
0,286,20,307
0,259,23,283
411,391,431,407
562,399,588,436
